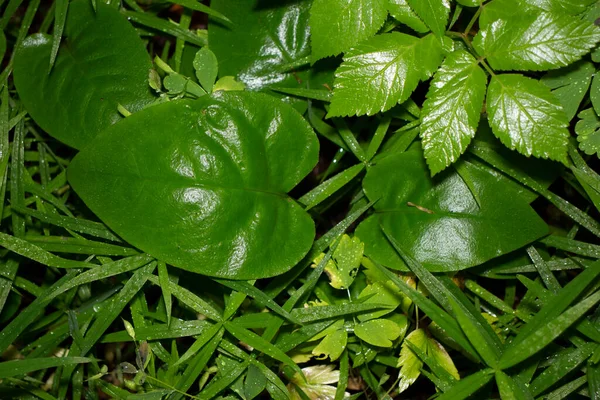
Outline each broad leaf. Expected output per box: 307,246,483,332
576,109,600,157
357,282,402,321
405,0,450,37
13,0,153,150
387,0,429,33
68,92,318,279
541,61,594,121
208,0,311,91
531,0,598,15
312,328,347,361
328,33,446,117
397,329,428,393
309,0,388,62
355,319,402,347
355,148,548,271
486,74,569,163
193,47,218,93
474,11,600,71
421,50,487,175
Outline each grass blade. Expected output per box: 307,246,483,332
299,164,365,210
495,370,534,400
435,368,494,400
48,0,68,71
0,357,92,379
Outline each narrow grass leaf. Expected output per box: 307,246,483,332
404,340,455,392
122,11,206,47
199,359,249,400
147,275,221,321
527,246,561,293
48,0,68,71
332,118,367,162
25,235,139,256
224,321,301,375
448,297,500,368
271,87,332,102
540,235,600,259
499,290,600,369
12,205,121,242
495,370,535,400
0,357,92,379
545,375,588,400
299,164,365,210
366,115,392,161
173,322,222,367
368,259,480,360
435,368,494,400
157,261,172,326
530,342,596,396
589,361,600,400
290,303,391,324
168,0,230,22
215,279,298,324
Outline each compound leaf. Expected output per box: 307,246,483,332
474,11,600,71
13,0,154,150
309,0,388,62
328,32,446,117
576,108,600,157
405,0,450,37
487,74,569,163
421,50,487,175
387,0,429,33
541,61,594,121
68,92,318,279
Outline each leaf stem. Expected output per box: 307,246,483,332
464,6,482,36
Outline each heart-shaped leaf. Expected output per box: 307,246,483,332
208,0,311,91
68,92,318,279
13,0,154,150
355,147,548,271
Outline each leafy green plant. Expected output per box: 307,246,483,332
1,0,600,399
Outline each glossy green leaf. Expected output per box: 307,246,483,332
532,0,598,15
541,61,595,122
309,0,388,62
68,92,318,279
209,0,311,90
427,338,460,380
355,148,548,271
355,319,402,347
421,50,487,175
328,33,446,117
474,11,600,71
387,0,429,33
13,0,154,150
193,47,218,93
487,74,570,163
397,328,427,393
405,0,450,37
576,108,600,157
244,364,267,400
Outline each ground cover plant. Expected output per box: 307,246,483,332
0,0,600,398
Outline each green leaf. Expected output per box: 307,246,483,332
421,50,487,175
498,261,600,369
357,282,402,321
436,369,494,400
532,0,598,15
299,164,365,210
576,108,600,157
13,0,154,150
387,0,429,33
405,0,450,37
309,0,388,62
397,328,428,393
355,319,402,347
0,357,92,379
495,370,534,400
427,338,459,381
68,92,318,279
244,364,267,400
328,33,446,117
592,73,600,116
541,61,595,121
487,74,569,163
312,327,347,361
355,148,548,271
209,0,312,91
474,11,600,71
320,234,363,290
48,0,68,71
